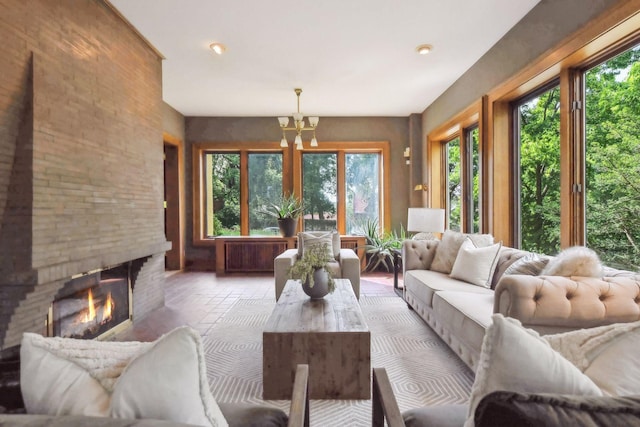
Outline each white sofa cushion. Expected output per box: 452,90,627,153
450,238,501,288
464,314,602,427
544,320,640,396
404,270,493,308
431,231,494,274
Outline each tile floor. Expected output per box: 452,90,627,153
115,271,402,342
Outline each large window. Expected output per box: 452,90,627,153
302,153,337,231
446,137,462,231
428,103,483,233
346,153,380,234
514,83,561,254
585,44,640,269
294,142,390,235
193,141,389,243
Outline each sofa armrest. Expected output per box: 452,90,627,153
274,249,299,301
494,275,640,329
288,364,310,427
340,248,360,300
475,390,640,427
372,368,405,427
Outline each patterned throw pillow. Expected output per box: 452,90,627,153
297,231,339,259
504,253,553,276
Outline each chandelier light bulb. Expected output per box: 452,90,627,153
310,137,318,147
280,137,288,148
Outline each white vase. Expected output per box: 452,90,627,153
301,268,330,299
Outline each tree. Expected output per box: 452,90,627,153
519,86,561,254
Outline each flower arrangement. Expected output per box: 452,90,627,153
288,243,335,293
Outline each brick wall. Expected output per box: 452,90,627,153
0,0,170,350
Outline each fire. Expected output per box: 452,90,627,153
80,289,97,323
103,292,114,321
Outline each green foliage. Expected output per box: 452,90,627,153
258,193,304,219
584,47,640,270
302,153,337,228
447,138,462,232
518,86,561,254
211,153,240,232
288,244,335,292
356,218,404,272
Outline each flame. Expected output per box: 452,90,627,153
103,292,114,321
78,289,97,323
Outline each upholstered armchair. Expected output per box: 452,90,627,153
274,231,361,301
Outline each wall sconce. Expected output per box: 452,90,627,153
414,184,428,192
403,147,411,165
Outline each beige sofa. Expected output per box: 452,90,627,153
274,232,361,301
402,239,640,372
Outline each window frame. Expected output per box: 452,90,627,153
428,100,485,233
486,4,640,248
192,142,291,246
292,141,391,234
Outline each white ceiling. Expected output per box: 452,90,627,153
109,0,540,117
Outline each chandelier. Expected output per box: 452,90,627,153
277,88,319,150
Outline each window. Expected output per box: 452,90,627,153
468,126,481,233
346,153,380,234
428,101,483,233
514,83,561,254
302,153,337,231
294,142,390,235
193,142,289,244
584,44,640,269
446,137,462,231
205,152,240,236
248,153,283,236
193,141,389,243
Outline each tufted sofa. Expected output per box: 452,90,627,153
402,239,640,372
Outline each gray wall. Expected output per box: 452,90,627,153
184,116,411,267
163,102,185,141
422,0,621,138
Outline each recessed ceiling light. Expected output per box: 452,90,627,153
209,42,226,55
416,44,433,55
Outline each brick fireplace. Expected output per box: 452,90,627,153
0,0,171,351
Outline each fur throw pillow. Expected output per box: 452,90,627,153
541,246,603,277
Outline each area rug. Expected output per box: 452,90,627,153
203,296,474,426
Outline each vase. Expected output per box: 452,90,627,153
277,217,297,237
301,268,330,299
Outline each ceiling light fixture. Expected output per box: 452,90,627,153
277,88,319,150
416,44,433,55
209,42,226,55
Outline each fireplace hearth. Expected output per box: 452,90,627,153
49,264,131,340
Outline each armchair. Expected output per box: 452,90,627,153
371,367,640,427
274,231,361,301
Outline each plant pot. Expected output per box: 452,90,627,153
301,269,330,299
278,217,297,237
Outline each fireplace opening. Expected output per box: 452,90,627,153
50,264,131,340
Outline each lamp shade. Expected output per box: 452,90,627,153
407,208,445,233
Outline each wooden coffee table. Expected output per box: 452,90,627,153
263,278,371,400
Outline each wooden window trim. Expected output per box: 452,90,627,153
292,141,391,234
192,141,291,246
427,100,484,232
486,2,640,247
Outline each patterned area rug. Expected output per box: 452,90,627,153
203,296,474,426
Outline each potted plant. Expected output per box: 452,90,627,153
259,193,304,237
289,243,336,299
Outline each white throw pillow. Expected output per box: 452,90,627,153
111,326,228,427
20,327,228,427
20,333,151,416
541,246,603,277
464,314,602,427
431,231,494,274
298,231,339,259
450,238,501,288
544,320,640,396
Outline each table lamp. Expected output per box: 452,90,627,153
407,208,446,240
